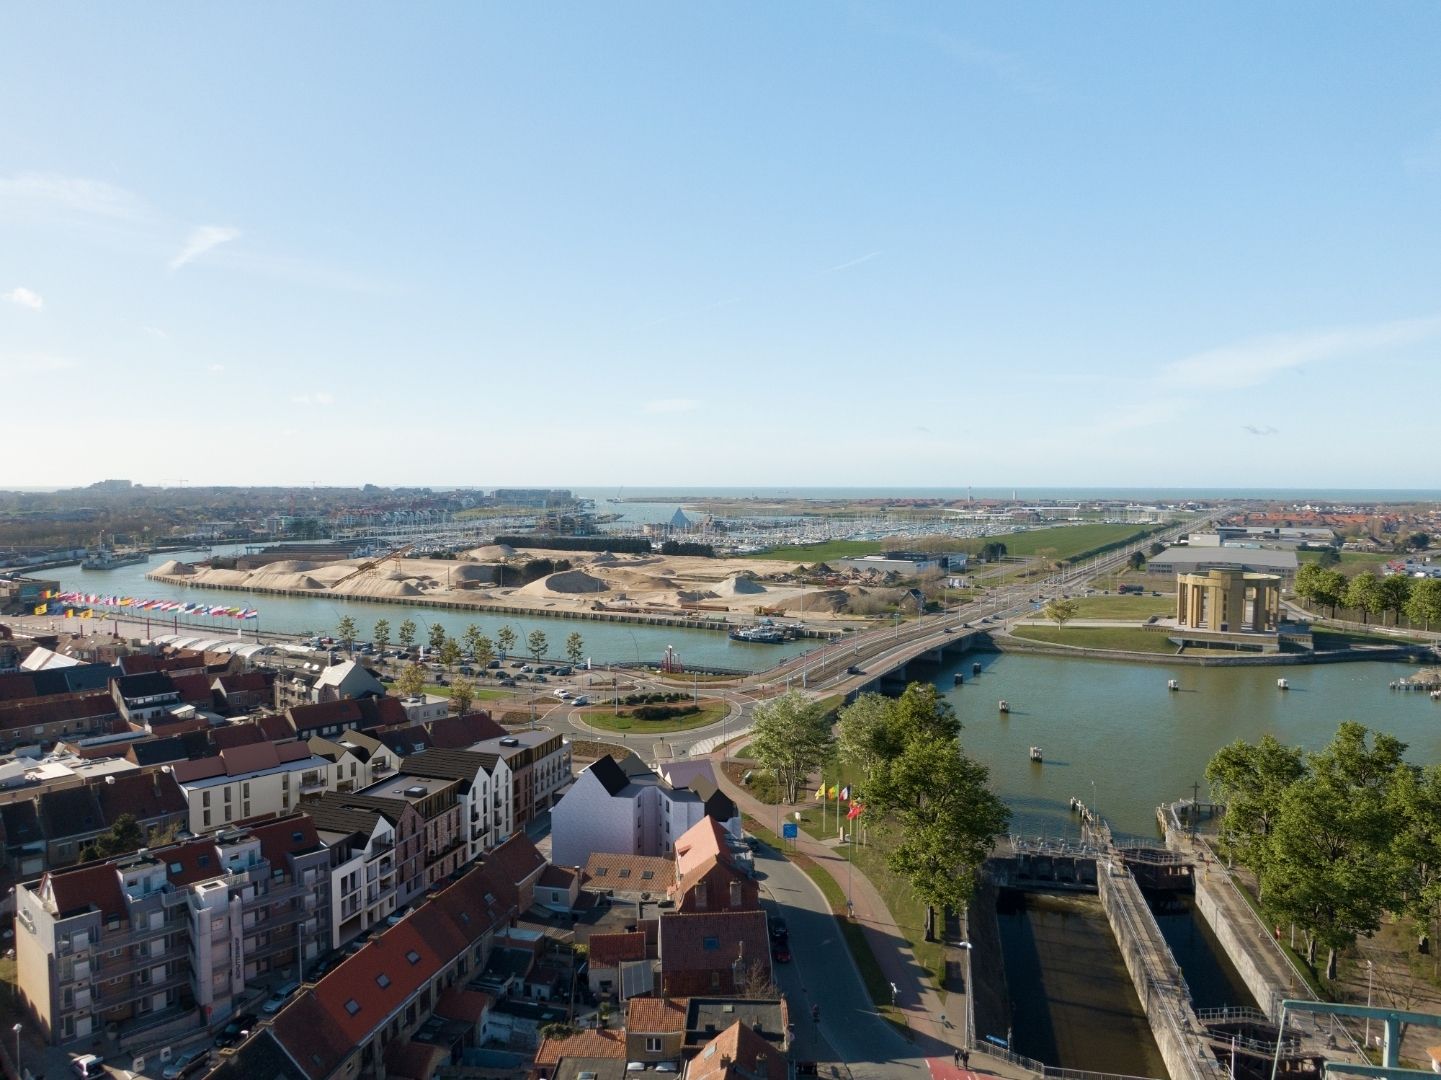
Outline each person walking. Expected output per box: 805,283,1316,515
961,1049,970,1071
953,1049,961,1067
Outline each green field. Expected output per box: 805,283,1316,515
1067,593,1174,619
1297,550,1401,571
1010,625,1180,653
581,699,730,733
743,538,887,562
422,683,514,702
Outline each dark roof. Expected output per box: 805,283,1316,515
93,770,187,823
248,813,323,866
0,800,41,849
43,862,126,920
287,696,403,735
658,910,770,975
423,712,505,748
478,832,547,908
127,730,211,767
38,786,105,840
211,722,268,751
0,691,116,732
399,748,497,787
213,671,271,695
114,671,179,701
304,797,386,839
169,672,216,706
208,1029,310,1080
373,725,432,757
164,838,225,887
0,663,118,700
587,755,629,797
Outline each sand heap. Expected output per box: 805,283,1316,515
625,574,676,590
153,559,194,576
467,544,516,561
589,552,619,565
254,559,317,574
677,589,720,602
448,564,495,583
520,570,610,595
712,573,767,597
337,577,419,597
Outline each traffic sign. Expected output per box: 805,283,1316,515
781,822,798,839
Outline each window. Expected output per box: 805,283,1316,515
375,974,390,988
344,999,361,1016
202,811,211,828
646,1037,663,1052
405,950,420,965
202,791,211,808
702,936,719,950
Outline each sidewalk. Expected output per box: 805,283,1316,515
709,756,1038,1079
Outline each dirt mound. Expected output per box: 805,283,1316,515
368,576,420,594
677,589,720,602
448,564,494,582
153,560,193,576
254,559,316,574
589,551,619,564
712,573,767,597
627,574,676,590
787,588,849,613
468,544,515,561
520,570,610,595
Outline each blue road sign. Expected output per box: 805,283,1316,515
781,822,798,839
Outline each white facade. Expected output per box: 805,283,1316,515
174,745,377,834
327,816,398,948
550,768,643,867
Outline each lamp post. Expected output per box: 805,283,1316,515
955,941,973,1051
1364,959,1374,1049
12,1021,20,1080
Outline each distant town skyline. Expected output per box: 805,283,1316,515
3,4,1439,489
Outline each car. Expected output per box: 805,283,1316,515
553,688,571,699
71,1055,106,1079
571,695,590,705
534,674,548,683
214,1011,258,1049
773,941,792,963
162,1047,210,1080
556,666,573,676
487,660,501,669
521,665,534,673
457,665,474,676
261,980,301,1014
846,665,864,675
767,915,788,941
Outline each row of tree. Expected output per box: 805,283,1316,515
1293,563,1441,628
1206,722,1440,980
334,615,586,666
747,683,1009,941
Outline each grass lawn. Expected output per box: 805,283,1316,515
997,523,1159,561
423,683,515,701
1298,550,1401,570
1010,625,1180,653
841,834,946,988
743,539,888,562
1312,627,1428,649
1066,594,1174,620
580,699,730,733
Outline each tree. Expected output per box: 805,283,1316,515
463,624,483,658
565,631,585,666
1389,764,1441,957
428,623,447,651
748,691,835,805
372,618,391,653
1345,572,1385,624
1127,550,1146,571
1380,573,1412,626
1148,541,1166,557
836,693,901,782
497,624,517,658
1316,569,1347,617
1043,598,1079,628
1293,563,1325,609
528,629,548,662
1408,532,1432,551
398,619,417,652
336,615,358,653
1316,547,1341,568
397,662,427,699
450,676,475,716
979,541,1007,562
1405,577,1441,631
1205,735,1306,875
473,633,495,672
439,638,462,670
869,736,1009,941
1259,722,1406,979
80,813,145,860
887,682,961,748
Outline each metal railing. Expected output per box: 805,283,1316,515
971,1041,1163,1080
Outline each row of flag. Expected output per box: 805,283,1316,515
35,592,260,620
814,783,865,819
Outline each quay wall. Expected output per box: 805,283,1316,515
144,572,839,638
988,634,1431,667
1096,860,1219,1080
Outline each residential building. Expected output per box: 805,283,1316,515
587,931,650,999
473,729,571,827
657,911,770,997
395,748,514,859
398,695,449,724
307,797,413,948
211,671,275,716
285,696,406,740
0,692,119,752
15,812,330,1045
681,998,789,1057
582,853,676,902
109,672,183,726
551,754,738,868
344,774,468,889
669,817,757,914
171,741,330,833
276,660,385,711
684,1019,788,1080
625,995,689,1063
531,1029,627,1080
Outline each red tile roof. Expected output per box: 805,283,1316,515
433,987,492,1025
93,770,186,823
589,931,647,968
164,838,226,887
211,722,267,750
625,995,688,1034
424,712,505,748
686,1020,787,1080
248,813,322,867
170,672,216,705
0,691,116,732
384,1041,447,1080
533,1028,625,1066
268,992,353,1080
43,863,126,920
658,910,770,992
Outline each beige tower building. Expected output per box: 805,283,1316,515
1176,569,1281,633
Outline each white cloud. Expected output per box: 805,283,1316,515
170,225,241,270
291,391,335,406
1242,424,1279,436
3,287,43,310
1159,315,1441,392
642,398,700,414
0,172,147,222
142,325,169,339
207,363,225,374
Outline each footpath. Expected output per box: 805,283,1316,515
708,750,1038,1080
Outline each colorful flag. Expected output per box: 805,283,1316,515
815,785,825,801
81,608,93,618
840,785,850,802
33,604,46,615
827,785,837,800
847,802,864,820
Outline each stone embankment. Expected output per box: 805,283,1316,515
990,633,1431,667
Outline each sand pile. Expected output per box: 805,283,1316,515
677,589,720,602
153,560,194,576
368,576,420,594
784,589,848,613
520,570,610,595
254,559,316,574
626,574,676,590
449,564,495,582
468,544,515,561
589,552,619,565
712,573,767,597
307,564,355,583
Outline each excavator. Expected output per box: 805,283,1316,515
327,542,417,589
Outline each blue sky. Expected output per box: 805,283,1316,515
3,4,1439,490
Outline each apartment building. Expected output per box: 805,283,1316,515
170,741,337,833
393,749,514,859
343,774,468,891
472,729,571,827
307,794,424,947
15,813,330,1045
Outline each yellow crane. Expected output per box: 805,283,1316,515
327,542,418,589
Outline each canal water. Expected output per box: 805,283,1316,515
1144,889,1255,1012
46,548,817,672
933,651,1436,838
995,889,1169,1077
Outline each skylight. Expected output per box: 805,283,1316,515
344,999,360,1016
406,950,421,964
375,974,390,988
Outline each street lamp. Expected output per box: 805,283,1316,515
955,941,973,1051
12,1022,20,1080
1364,959,1374,1049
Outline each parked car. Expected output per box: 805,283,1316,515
162,1047,211,1080
214,1011,257,1049
773,941,792,964
261,980,301,1015
768,915,788,941
71,1055,106,1079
